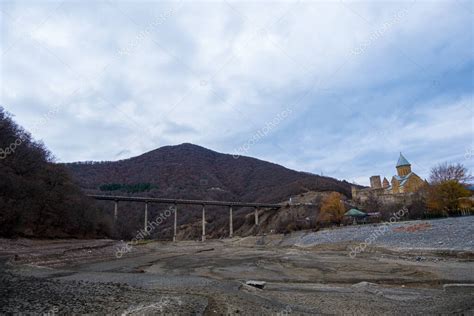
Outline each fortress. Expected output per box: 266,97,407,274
352,153,426,203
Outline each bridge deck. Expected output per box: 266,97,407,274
87,194,283,209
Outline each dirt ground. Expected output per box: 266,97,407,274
1,230,473,315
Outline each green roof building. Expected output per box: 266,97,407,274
344,208,367,217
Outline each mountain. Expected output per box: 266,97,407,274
64,143,353,202
63,143,355,239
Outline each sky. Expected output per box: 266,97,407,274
1,0,473,185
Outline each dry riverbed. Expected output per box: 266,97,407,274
1,217,473,315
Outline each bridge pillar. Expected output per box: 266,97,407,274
255,207,259,226
229,206,233,238
202,205,206,242
114,201,118,223
173,203,177,242
144,202,148,232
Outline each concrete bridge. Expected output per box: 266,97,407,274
88,195,283,241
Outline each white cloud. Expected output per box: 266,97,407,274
0,0,472,182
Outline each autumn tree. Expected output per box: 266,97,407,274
426,180,470,215
426,162,472,216
318,192,345,225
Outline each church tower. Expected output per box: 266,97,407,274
396,153,412,177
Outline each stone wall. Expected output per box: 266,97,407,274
352,186,418,205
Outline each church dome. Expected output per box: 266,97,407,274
396,153,411,167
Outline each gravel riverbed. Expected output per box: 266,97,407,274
284,216,474,251
1,216,473,315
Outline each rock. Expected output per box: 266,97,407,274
245,280,266,289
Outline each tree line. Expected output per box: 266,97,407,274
99,183,156,193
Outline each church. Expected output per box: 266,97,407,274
352,153,425,201
388,153,425,194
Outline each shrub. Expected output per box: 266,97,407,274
318,192,345,225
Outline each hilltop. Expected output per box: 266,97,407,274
64,143,353,203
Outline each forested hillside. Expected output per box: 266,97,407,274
0,107,110,238
64,143,354,239
65,143,353,202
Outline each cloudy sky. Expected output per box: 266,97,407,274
1,0,472,185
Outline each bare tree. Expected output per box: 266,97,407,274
0,107,110,238
429,162,472,184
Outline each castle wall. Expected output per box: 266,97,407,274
370,176,382,189
352,188,418,205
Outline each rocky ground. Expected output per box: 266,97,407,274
1,216,473,315
288,216,474,251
